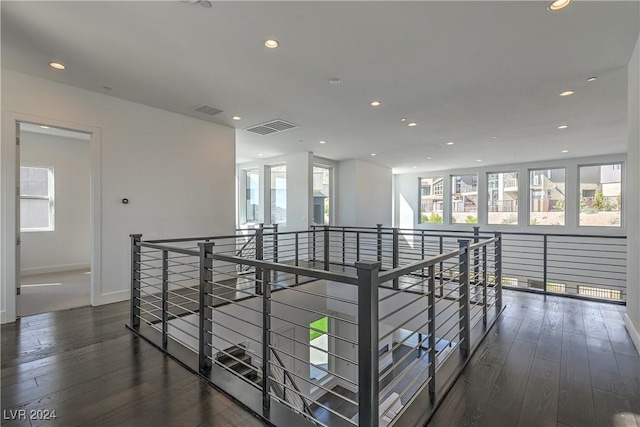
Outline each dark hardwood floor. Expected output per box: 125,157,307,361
2,290,638,426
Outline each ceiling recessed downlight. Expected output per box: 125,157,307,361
371,101,381,107
40,125,50,129
407,122,417,127
319,140,326,144
400,118,407,122
561,149,569,153
587,77,598,82
258,153,263,157
476,159,482,162
558,125,569,129
446,141,455,146
559,90,575,97
427,156,432,160
49,62,66,70
328,78,341,85
370,153,376,156
232,116,242,121
264,39,279,49
548,0,571,11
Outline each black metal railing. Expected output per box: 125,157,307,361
128,225,503,427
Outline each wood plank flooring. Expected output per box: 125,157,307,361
2,290,638,426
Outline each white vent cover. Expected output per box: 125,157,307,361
245,119,298,136
193,104,223,116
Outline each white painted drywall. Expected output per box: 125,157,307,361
1,69,236,323
20,131,91,275
337,159,392,227
625,35,640,353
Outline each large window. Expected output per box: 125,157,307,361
245,169,260,223
309,316,329,382
270,165,287,224
529,168,565,226
487,172,518,225
419,177,444,223
20,166,55,232
579,164,622,227
313,166,331,225
451,175,478,224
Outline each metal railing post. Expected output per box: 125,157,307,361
262,268,272,418
482,245,487,325
356,232,361,262
342,227,346,266
295,232,299,284
543,234,548,293
427,264,436,402
198,242,215,375
494,232,502,312
458,239,471,358
273,223,279,263
162,250,169,350
439,236,444,297
130,234,142,330
311,225,317,263
324,225,330,271
392,228,399,289
356,261,381,427
255,227,264,295
473,226,480,284
376,224,383,263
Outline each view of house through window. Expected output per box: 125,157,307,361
419,177,444,223
487,172,518,225
245,169,260,223
270,165,287,224
309,316,329,382
579,164,622,227
529,168,565,226
20,166,55,231
451,175,478,224
313,166,331,225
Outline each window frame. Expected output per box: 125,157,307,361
450,174,479,225
418,176,444,225
528,167,566,227
20,165,55,232
312,164,333,226
486,171,519,226
577,162,623,228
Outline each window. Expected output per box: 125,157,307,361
487,172,518,225
419,177,444,223
270,165,287,224
245,169,260,223
309,316,329,382
451,175,478,224
20,166,55,232
313,166,331,225
529,168,565,226
579,163,622,227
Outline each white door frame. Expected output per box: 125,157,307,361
1,111,102,323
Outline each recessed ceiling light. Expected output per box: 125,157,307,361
446,141,454,146
492,136,497,139
328,78,341,85
102,86,112,91
232,116,242,121
40,125,50,129
587,77,597,82
258,153,263,157
371,153,376,156
408,122,417,127
49,62,66,70
427,157,432,160
371,101,381,107
400,118,407,122
412,166,418,169
319,140,326,144
548,0,571,11
558,125,569,129
561,149,569,153
559,90,575,97
476,159,482,162
264,39,279,49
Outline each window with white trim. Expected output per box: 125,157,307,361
20,166,55,232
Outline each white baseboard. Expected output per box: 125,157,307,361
93,289,129,306
623,314,640,356
21,263,90,276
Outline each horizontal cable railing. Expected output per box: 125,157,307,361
128,226,504,427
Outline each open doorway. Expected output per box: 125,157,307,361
17,122,92,317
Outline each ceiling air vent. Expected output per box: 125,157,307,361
245,119,298,136
193,104,223,116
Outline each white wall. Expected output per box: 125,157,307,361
625,35,640,353
1,69,236,323
20,131,91,275
394,154,627,235
337,159,392,227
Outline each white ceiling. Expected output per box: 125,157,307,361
2,1,638,173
